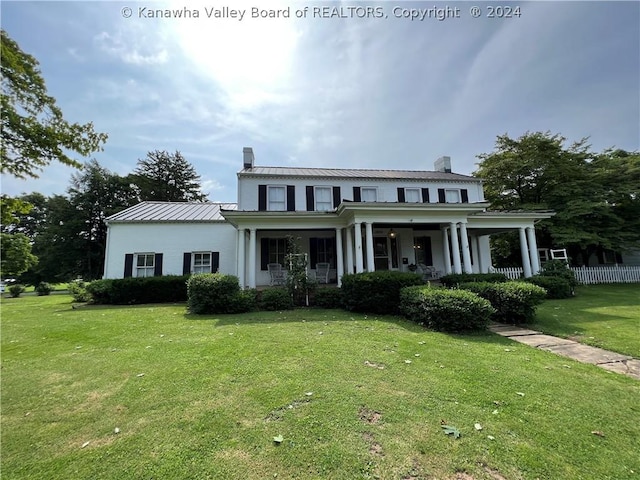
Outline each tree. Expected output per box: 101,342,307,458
133,150,207,202
1,30,108,179
1,233,38,277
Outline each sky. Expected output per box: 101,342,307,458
2,0,639,203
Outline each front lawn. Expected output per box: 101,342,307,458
531,284,640,357
1,295,639,479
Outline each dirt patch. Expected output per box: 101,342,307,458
452,473,475,480
364,360,385,370
369,442,383,456
481,464,508,480
401,458,428,480
359,406,382,424
265,397,311,421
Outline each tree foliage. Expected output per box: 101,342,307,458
0,29,108,179
1,232,38,276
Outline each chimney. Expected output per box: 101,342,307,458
434,156,451,173
243,147,254,169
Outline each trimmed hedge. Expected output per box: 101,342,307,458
259,288,294,311
187,273,253,314
88,275,190,305
524,275,573,299
539,260,578,292
458,281,547,324
313,287,344,309
36,282,52,296
400,286,495,332
68,280,91,303
439,273,509,288
341,271,425,314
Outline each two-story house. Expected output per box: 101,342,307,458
103,147,553,286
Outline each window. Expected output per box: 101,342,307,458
316,238,334,267
445,189,461,203
315,186,332,211
361,187,377,202
136,253,155,277
192,252,211,274
268,186,286,211
405,188,421,203
261,238,288,269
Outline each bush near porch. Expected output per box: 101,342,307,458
87,275,190,304
341,271,425,314
439,272,508,288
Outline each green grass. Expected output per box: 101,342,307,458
1,294,639,480
531,284,640,358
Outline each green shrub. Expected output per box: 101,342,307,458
440,273,509,288
68,280,91,303
187,273,243,314
524,275,572,299
88,275,189,305
8,284,25,298
459,281,547,324
259,288,294,311
341,271,425,314
539,259,578,292
313,287,344,309
35,282,52,296
227,289,258,313
400,286,495,332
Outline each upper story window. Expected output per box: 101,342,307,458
405,188,421,203
437,188,469,204
315,186,332,211
445,189,461,203
361,187,377,202
136,253,155,277
268,186,286,211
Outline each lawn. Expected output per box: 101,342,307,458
531,284,640,358
1,294,639,480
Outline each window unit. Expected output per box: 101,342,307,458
259,184,296,211
136,253,155,277
268,185,286,211
437,188,469,203
361,187,377,202
445,189,461,203
404,188,421,203
182,251,219,274
192,252,211,274
315,186,332,211
310,237,335,268
261,238,288,269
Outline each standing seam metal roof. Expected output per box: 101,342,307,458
239,166,478,181
106,202,237,222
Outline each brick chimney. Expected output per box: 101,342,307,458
243,147,254,169
434,156,451,173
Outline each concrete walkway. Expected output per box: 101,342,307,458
489,324,640,381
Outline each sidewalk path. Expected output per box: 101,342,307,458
489,324,640,381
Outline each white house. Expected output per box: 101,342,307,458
103,148,554,286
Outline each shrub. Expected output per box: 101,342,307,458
524,275,572,299
187,273,244,314
68,280,92,302
341,271,425,314
400,286,495,332
458,281,547,324
88,275,190,305
227,289,258,313
259,288,294,311
439,273,509,288
539,259,578,292
35,282,52,296
8,284,25,298
313,287,344,309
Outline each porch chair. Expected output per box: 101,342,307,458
417,263,440,281
315,262,330,284
267,263,286,286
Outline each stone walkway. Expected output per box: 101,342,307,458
489,324,640,380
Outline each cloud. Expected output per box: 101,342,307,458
94,30,169,65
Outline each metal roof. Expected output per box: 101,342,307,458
106,202,237,223
239,166,477,182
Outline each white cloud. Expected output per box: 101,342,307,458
94,30,169,65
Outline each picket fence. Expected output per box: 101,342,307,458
493,266,640,285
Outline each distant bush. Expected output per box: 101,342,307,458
313,287,344,309
68,280,91,303
458,281,547,324
341,271,425,314
35,282,52,296
259,288,294,311
524,275,572,299
440,273,509,288
400,286,494,332
539,259,578,292
88,275,189,305
187,273,251,314
8,284,25,298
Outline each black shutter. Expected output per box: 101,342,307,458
421,188,430,203
183,252,191,275
306,186,314,211
258,185,267,211
212,252,220,273
330,237,337,268
287,185,295,211
353,186,361,202
332,186,341,208
438,188,446,203
261,238,269,270
154,253,163,276
309,238,318,269
615,252,623,264
597,249,605,265
124,254,133,278
397,188,406,203
461,189,469,203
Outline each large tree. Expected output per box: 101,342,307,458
133,150,207,202
0,233,38,277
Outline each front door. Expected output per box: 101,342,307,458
413,236,433,266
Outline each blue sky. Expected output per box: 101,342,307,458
2,1,639,203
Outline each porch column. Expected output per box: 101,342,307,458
365,222,375,272
354,222,364,273
442,227,452,274
479,235,492,273
345,225,354,274
237,228,246,288
248,228,257,288
449,222,462,274
459,222,472,273
526,226,540,275
519,227,533,278
471,235,480,273
335,227,344,286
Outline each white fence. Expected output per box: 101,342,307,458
493,266,640,285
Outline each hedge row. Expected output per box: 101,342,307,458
439,273,509,288
187,273,255,314
523,275,573,299
87,275,189,304
341,271,425,314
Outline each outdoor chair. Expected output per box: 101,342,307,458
267,263,286,286
315,262,330,284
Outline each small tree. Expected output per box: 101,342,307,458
284,236,316,306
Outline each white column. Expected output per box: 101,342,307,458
237,228,246,288
345,226,354,275
519,227,533,278
442,227,452,274
449,222,462,274
479,235,492,273
248,228,257,288
459,222,472,274
354,222,364,273
365,222,375,272
335,227,344,286
526,226,540,275
471,235,480,273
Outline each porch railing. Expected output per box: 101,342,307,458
492,265,640,285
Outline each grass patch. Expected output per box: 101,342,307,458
1,295,639,479
531,284,640,358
